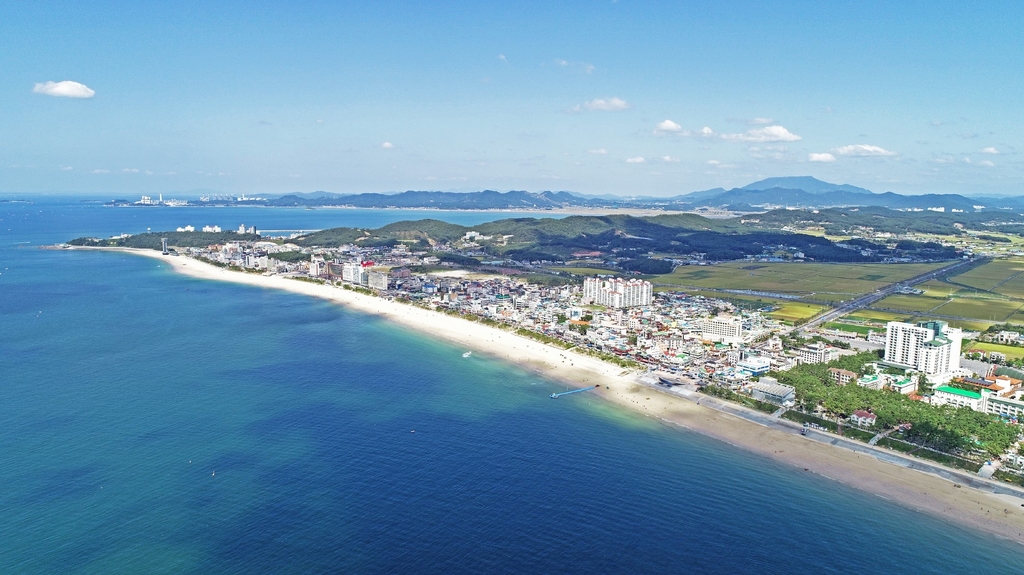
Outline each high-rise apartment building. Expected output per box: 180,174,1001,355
884,320,962,378
582,277,653,308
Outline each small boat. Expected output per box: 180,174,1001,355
462,351,472,358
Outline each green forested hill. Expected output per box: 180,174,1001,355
69,231,261,249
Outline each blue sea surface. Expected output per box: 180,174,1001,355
1,200,1021,573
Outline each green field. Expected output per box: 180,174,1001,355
945,319,998,332
655,262,946,296
844,310,914,324
551,266,617,275
914,280,963,298
874,294,947,313
675,289,783,304
967,341,1024,360
948,258,1024,297
823,322,876,335
767,302,827,323
933,297,1023,322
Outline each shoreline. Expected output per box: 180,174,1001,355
86,247,1024,546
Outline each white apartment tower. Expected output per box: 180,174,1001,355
582,277,653,308
699,315,744,344
884,320,962,379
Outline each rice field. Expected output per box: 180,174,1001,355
767,302,827,322
933,298,1023,322
874,294,947,313
844,310,915,324
655,262,946,296
948,258,1024,297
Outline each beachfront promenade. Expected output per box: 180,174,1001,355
635,375,1024,501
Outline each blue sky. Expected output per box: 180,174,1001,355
2,1,1022,197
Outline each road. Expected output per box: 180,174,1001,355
799,258,980,332
633,374,1024,500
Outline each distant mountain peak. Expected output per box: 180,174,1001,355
741,176,872,195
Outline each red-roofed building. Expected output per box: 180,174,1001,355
850,410,877,427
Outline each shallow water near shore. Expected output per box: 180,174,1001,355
2,201,1023,573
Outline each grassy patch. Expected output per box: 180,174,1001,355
823,322,875,335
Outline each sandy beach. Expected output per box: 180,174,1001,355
93,247,1024,545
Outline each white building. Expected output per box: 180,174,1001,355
850,410,877,427
582,277,653,308
310,255,325,277
367,270,389,291
737,356,771,375
342,262,368,285
795,342,840,364
931,386,983,410
699,315,744,344
884,321,962,381
202,225,222,233
749,380,796,406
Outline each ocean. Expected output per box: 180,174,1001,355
1,198,1020,573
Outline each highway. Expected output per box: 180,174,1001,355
799,258,980,332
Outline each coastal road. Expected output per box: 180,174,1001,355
633,375,1024,500
799,258,980,333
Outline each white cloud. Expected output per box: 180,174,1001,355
91,169,109,174
721,125,802,142
583,97,630,111
748,117,774,125
625,156,646,163
381,142,394,149
122,168,139,173
588,148,608,155
554,58,594,73
60,166,73,171
498,54,507,63
835,144,897,157
316,119,324,124
979,160,996,167
705,160,735,168
654,119,682,133
980,147,1000,154
661,156,680,163
32,80,95,98
808,152,836,163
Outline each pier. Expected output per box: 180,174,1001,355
550,385,596,399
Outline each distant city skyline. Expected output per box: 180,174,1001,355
2,1,1021,196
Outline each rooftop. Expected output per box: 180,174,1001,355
935,386,982,400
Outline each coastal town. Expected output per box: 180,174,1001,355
124,225,1024,482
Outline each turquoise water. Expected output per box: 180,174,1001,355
1,201,1022,573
